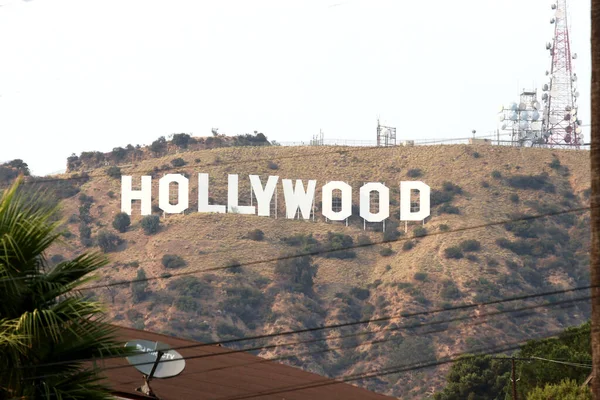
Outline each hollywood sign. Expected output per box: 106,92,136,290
121,174,431,222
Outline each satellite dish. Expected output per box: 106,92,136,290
543,84,549,91
575,127,582,134
531,110,540,120
570,114,577,122
501,123,507,130
550,18,555,23
572,53,578,59
518,102,527,111
126,340,186,398
542,93,548,101
510,102,518,111
510,111,518,121
519,121,529,130
564,113,571,121
498,114,505,122
520,111,529,120
551,3,557,9
532,101,540,110
565,104,572,111
573,74,578,82
546,42,552,50
574,91,580,98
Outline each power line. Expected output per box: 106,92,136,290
77,204,594,291
214,326,596,400
94,295,588,382
15,286,593,373
0,203,591,287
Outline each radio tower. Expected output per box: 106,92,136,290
540,0,583,147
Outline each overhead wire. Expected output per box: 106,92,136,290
14,286,594,373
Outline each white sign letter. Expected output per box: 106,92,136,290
322,181,352,221
360,183,390,222
282,179,316,219
400,181,430,221
121,176,152,216
228,174,256,214
250,175,279,217
198,173,226,213
159,174,189,214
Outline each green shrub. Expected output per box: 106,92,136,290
509,193,520,203
216,322,245,339
50,254,65,265
96,230,123,253
403,240,415,251
172,133,192,148
379,247,393,257
323,232,356,259
481,181,490,188
141,215,160,235
444,246,463,259
466,254,479,262
414,272,428,281
438,203,460,215
267,161,279,170
406,169,423,178
162,254,186,269
112,212,131,233
506,173,555,193
106,166,122,179
439,224,450,232
459,239,481,252
171,157,186,167
247,229,264,241
442,181,463,195
131,269,149,303
413,226,427,238
472,152,480,158
175,296,200,312
350,287,370,300
357,234,373,246
440,280,461,300
226,259,243,273
491,170,502,179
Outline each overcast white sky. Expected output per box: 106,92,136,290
0,0,592,175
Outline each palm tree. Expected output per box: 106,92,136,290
591,0,600,397
0,178,128,399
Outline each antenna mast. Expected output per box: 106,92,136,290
541,0,583,147
376,119,397,147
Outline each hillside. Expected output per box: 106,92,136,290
45,143,591,399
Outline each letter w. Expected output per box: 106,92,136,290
282,179,316,220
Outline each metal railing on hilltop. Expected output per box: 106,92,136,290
279,137,591,150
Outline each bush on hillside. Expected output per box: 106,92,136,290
141,215,160,235
96,230,123,253
171,157,186,167
459,239,481,252
162,254,186,269
247,229,264,241
406,169,423,178
444,246,464,259
112,212,131,233
506,173,555,193
106,166,121,179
